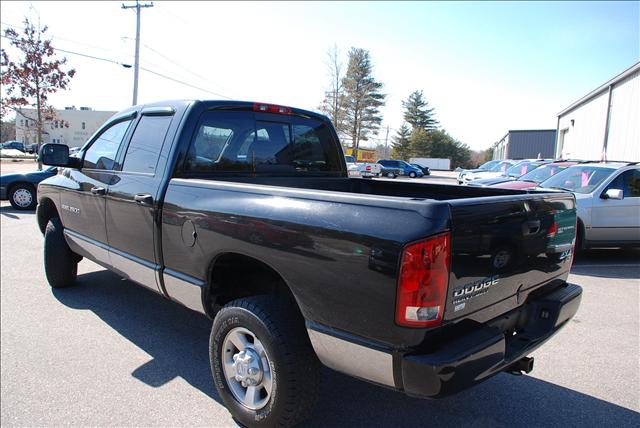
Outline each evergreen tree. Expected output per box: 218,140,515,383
402,90,438,131
391,123,412,160
409,127,432,158
341,47,385,159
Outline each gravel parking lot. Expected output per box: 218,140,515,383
1,177,638,427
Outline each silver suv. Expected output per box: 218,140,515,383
538,162,640,249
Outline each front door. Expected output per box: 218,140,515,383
590,168,640,243
105,111,176,292
60,118,135,265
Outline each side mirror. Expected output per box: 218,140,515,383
39,143,72,167
603,188,623,200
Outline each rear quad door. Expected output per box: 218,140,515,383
104,108,178,292
60,117,135,265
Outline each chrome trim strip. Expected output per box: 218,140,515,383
64,229,110,266
306,328,395,387
108,248,161,293
141,106,175,116
163,269,206,314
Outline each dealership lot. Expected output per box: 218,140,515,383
1,201,639,426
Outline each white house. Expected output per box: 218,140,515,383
15,106,116,148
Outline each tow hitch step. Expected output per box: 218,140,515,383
506,356,534,375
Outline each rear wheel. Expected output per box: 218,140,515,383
44,217,79,288
210,295,320,427
9,184,36,210
386,172,396,178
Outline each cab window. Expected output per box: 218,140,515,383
184,111,342,175
83,120,133,170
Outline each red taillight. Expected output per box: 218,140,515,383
366,166,371,171
396,232,450,328
547,221,558,238
253,102,292,115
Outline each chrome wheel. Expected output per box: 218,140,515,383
12,188,33,208
493,250,511,269
221,327,273,410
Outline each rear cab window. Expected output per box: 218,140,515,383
184,111,343,176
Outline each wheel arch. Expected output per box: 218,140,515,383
202,251,302,320
37,197,60,235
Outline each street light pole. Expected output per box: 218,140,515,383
122,1,153,106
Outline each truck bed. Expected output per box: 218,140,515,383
162,176,576,349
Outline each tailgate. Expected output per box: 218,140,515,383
445,193,576,321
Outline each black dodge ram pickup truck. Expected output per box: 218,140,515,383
37,100,582,427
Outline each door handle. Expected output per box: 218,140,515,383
90,186,106,195
134,194,154,205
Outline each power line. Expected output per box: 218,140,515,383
139,66,232,99
1,33,232,99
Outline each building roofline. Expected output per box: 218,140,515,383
557,61,640,117
507,129,556,133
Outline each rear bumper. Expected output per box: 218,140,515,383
401,282,582,398
307,282,582,399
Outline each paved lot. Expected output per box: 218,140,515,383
1,200,639,426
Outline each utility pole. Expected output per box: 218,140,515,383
122,1,154,106
384,125,389,159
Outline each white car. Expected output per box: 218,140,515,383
345,156,382,178
538,162,640,249
458,160,515,184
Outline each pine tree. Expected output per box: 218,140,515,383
402,90,438,131
409,127,432,158
341,48,385,159
391,123,412,160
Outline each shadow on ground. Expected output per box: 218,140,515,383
571,248,640,279
0,205,35,219
53,269,639,427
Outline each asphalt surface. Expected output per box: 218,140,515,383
1,202,639,427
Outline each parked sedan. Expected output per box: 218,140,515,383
468,159,550,187
377,159,424,178
492,161,579,190
410,163,431,175
537,162,640,249
458,160,514,184
0,141,26,152
0,166,58,210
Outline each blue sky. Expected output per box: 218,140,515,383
1,1,638,150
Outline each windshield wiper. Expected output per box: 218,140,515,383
546,186,572,191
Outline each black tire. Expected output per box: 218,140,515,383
409,172,417,178
9,183,36,210
386,172,396,178
44,217,78,288
210,295,320,428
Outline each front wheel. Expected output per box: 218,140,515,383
44,217,79,288
9,184,36,210
409,172,417,178
210,295,320,427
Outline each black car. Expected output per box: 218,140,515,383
0,166,58,209
410,163,431,175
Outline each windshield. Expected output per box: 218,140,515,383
519,164,571,183
490,161,512,172
505,161,540,178
539,165,616,193
479,160,500,170
345,156,356,163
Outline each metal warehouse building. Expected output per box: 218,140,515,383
493,129,557,160
555,61,639,162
